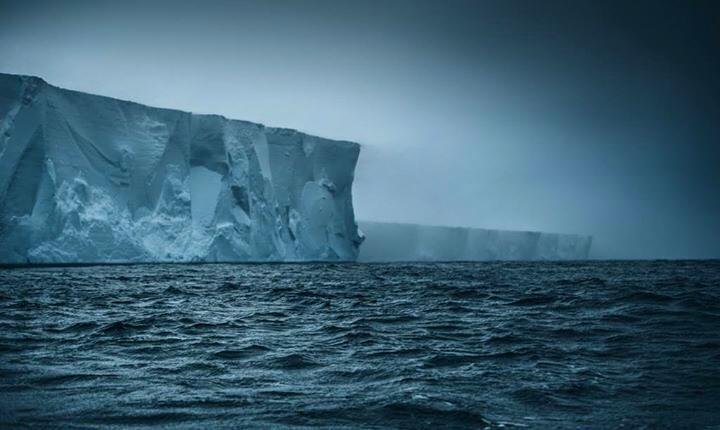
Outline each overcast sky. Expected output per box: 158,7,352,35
1,0,719,258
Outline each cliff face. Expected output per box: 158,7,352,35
0,74,362,263
358,221,592,261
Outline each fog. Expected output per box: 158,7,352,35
1,0,718,258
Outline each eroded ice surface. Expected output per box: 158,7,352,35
358,221,592,261
0,74,362,263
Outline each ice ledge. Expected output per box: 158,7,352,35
357,221,592,261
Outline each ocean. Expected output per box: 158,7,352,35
1,261,719,428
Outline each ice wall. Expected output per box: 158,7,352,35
358,221,592,261
0,73,363,263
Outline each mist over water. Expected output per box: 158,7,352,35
1,0,719,259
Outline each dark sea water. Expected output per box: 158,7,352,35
1,261,719,429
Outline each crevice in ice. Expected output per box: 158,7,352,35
65,121,131,187
3,127,45,218
189,166,222,228
230,185,250,214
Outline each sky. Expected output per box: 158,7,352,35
1,0,719,258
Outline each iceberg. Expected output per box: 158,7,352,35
0,73,363,263
357,221,592,261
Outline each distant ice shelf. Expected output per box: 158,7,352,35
357,221,592,261
0,73,363,263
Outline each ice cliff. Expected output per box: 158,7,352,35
0,73,363,263
358,221,592,261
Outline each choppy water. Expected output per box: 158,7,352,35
1,261,719,429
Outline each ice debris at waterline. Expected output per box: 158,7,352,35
358,221,592,261
0,74,362,263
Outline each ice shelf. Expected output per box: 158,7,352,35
357,221,592,261
0,73,362,263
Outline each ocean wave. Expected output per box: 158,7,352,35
1,260,719,428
